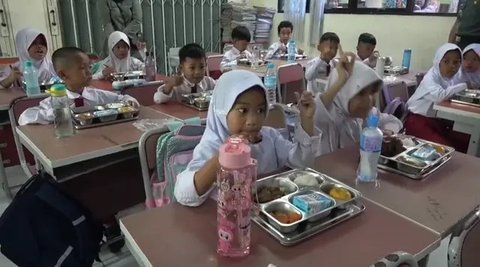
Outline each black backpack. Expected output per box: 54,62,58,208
0,172,103,266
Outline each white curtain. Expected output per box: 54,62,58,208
284,0,307,42
309,0,326,46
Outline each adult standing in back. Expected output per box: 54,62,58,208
101,0,145,60
449,0,480,49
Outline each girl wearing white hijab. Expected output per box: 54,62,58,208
174,70,322,207
456,43,480,89
315,54,402,155
405,43,469,152
93,31,144,80
0,28,56,89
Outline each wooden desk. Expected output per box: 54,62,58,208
0,87,26,110
120,200,439,267
16,106,173,180
149,101,208,120
315,146,480,237
434,101,480,156
90,74,166,91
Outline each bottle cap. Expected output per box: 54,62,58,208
218,137,252,169
267,62,274,69
24,61,33,68
47,84,67,97
367,114,379,127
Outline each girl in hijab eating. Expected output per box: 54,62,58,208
174,70,322,207
93,31,144,80
457,43,480,89
315,53,403,155
405,43,469,152
0,28,56,89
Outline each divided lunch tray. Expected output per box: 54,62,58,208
253,168,364,246
110,71,145,81
180,91,212,111
71,102,139,129
451,89,480,107
378,135,454,180
237,59,269,66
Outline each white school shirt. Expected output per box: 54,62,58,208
153,76,216,104
266,41,299,59
220,47,253,72
18,87,139,125
305,57,336,95
407,43,467,118
315,61,402,155
173,70,322,207
356,54,377,68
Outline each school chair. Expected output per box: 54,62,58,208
206,54,223,80
382,81,409,121
411,72,426,97
121,84,158,106
448,208,480,267
370,251,418,267
7,94,49,197
277,63,305,104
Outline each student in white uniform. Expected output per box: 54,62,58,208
174,70,321,207
457,43,480,89
315,53,402,154
356,33,378,68
220,26,253,72
265,21,304,59
405,43,469,152
0,28,56,89
305,32,340,95
154,43,215,104
93,31,144,80
18,47,139,125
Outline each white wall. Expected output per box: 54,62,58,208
252,0,456,70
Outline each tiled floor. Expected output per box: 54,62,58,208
0,165,449,267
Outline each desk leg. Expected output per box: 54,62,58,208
467,127,480,156
0,151,11,199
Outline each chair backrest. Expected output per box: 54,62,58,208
448,208,480,267
264,104,286,129
121,84,158,106
277,63,305,104
415,72,426,86
383,81,409,104
370,251,418,267
206,54,224,80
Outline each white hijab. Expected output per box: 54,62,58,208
460,43,480,88
106,31,132,72
319,61,382,152
409,43,462,102
15,28,54,81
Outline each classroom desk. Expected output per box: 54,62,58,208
15,106,174,181
433,101,480,156
232,58,311,78
315,146,480,237
120,199,439,267
90,74,166,91
149,101,208,120
0,87,26,110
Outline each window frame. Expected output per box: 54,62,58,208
276,0,457,16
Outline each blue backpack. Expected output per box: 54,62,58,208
0,172,103,266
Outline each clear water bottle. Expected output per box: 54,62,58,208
23,61,41,96
145,51,156,81
357,114,383,184
264,63,277,104
217,137,257,257
287,39,296,63
48,84,74,138
402,49,412,72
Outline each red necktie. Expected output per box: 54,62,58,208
191,84,198,94
74,97,84,107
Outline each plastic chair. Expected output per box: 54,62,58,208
448,208,480,267
370,251,419,267
121,84,158,106
206,54,223,80
277,63,305,104
7,94,49,197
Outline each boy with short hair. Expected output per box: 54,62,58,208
19,47,139,125
357,32,378,68
154,43,215,104
266,21,304,59
305,32,340,95
220,26,253,72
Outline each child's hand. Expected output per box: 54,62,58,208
163,75,184,94
128,100,140,108
336,52,356,84
8,66,22,84
279,45,287,54
296,91,315,119
102,66,115,80
338,43,344,57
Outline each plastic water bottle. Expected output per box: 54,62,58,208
287,39,296,63
145,51,156,81
250,45,259,70
217,137,257,257
357,114,383,184
402,49,412,72
264,63,277,104
48,84,74,138
23,61,41,96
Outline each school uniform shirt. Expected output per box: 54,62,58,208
265,41,299,59
153,76,216,104
18,87,139,125
0,28,56,89
93,31,145,80
456,43,480,89
305,57,336,95
315,61,402,155
407,43,467,118
356,54,377,68
174,70,322,207
220,47,253,72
